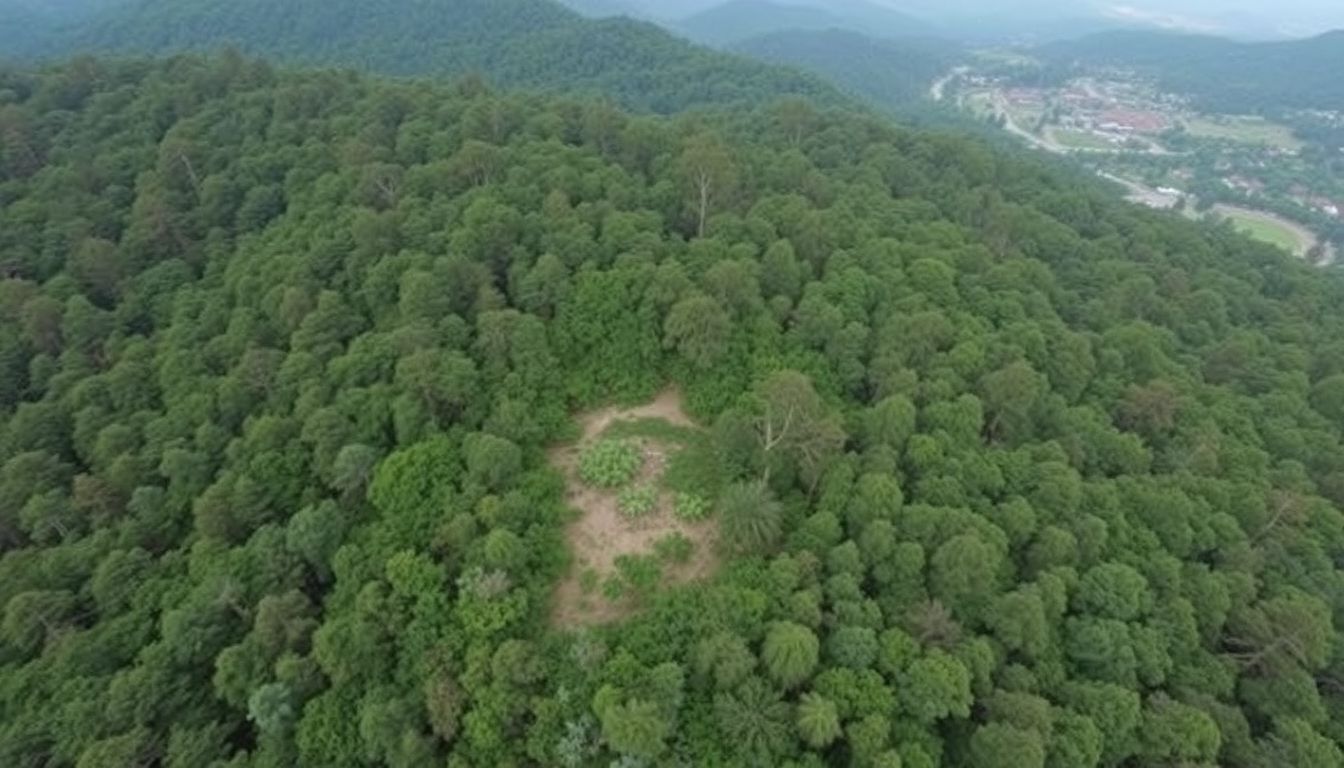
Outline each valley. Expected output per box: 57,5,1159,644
940,57,1344,263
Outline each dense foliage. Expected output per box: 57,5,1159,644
15,0,845,114
580,440,644,488
1040,29,1344,114
2,53,1344,768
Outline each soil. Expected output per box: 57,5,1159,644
549,390,720,629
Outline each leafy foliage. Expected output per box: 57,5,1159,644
617,484,658,519
672,492,710,522
579,440,643,488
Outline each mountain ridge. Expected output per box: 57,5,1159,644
11,0,850,113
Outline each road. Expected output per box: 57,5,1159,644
1097,172,1182,210
929,67,968,102
991,92,1067,152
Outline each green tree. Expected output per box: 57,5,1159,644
594,694,669,760
795,692,841,748
679,132,737,237
714,677,792,763
664,294,731,368
248,683,296,736
969,723,1046,768
901,651,972,724
719,481,784,555
762,621,820,689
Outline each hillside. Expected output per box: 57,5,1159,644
3,53,1344,768
676,0,934,47
556,0,645,18
1040,29,1344,112
733,28,958,107
20,0,844,112
0,0,117,58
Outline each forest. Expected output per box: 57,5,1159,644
1,50,1343,768
732,29,958,110
1,0,844,114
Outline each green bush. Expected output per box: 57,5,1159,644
579,568,599,595
653,532,695,564
673,492,711,522
601,574,625,602
615,554,662,597
578,439,642,488
618,484,659,519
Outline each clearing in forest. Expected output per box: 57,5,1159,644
549,390,723,628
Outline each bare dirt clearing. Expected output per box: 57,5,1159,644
550,390,720,628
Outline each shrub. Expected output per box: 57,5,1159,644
579,568,599,595
653,532,695,564
615,554,662,597
618,484,659,519
673,492,710,522
578,439,642,488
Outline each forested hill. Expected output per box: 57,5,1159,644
1040,29,1344,112
4,53,1344,767
675,0,934,48
18,0,845,112
732,28,959,108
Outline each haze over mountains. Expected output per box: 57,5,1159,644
561,0,1344,40
1042,28,1344,111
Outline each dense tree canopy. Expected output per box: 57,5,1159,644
1,52,1343,768
12,0,846,114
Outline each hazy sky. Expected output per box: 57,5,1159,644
1085,0,1344,34
881,1,1344,35
637,0,1344,36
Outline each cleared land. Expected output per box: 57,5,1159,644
1049,127,1118,151
1211,204,1315,256
1183,116,1303,150
549,390,722,628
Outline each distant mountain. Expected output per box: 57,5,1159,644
1040,29,1344,112
675,0,934,47
21,0,847,113
0,0,118,58
555,0,646,19
676,1,846,46
733,28,958,107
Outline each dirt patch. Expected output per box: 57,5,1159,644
549,390,720,629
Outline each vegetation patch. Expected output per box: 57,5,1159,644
617,484,659,519
550,391,721,628
1183,115,1303,150
672,492,711,522
578,439,643,488
1211,205,1314,255
1049,128,1117,151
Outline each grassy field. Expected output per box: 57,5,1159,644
1049,128,1117,151
1217,208,1307,253
1183,116,1303,150
963,90,996,118
971,49,1039,67
1010,107,1045,129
